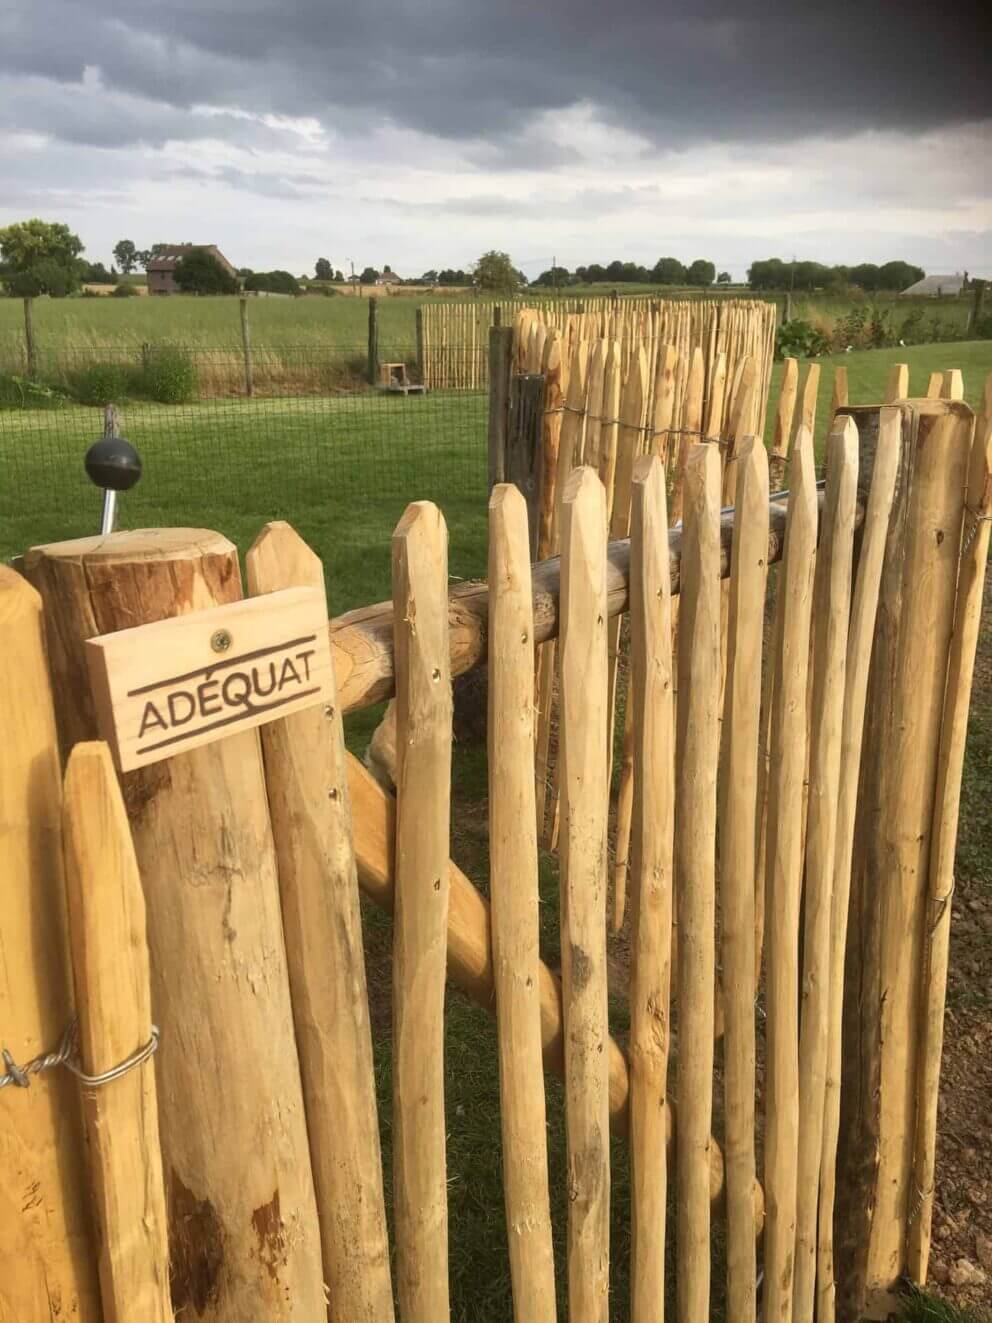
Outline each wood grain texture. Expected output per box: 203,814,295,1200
0,568,101,1323
62,742,172,1323
940,368,963,400
836,402,972,1319
762,424,818,1323
861,406,971,1312
675,443,722,1323
816,409,900,1323
907,374,992,1283
25,528,325,1322
792,419,858,1323
608,349,648,932
628,456,675,1323
831,366,849,417
559,467,611,1323
769,356,798,489
391,502,453,1323
718,440,769,1323
487,485,557,1323
246,522,393,1323
884,362,909,403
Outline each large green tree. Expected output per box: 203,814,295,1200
651,256,687,285
0,218,84,296
315,257,332,280
687,258,716,287
173,247,239,295
473,250,519,294
113,239,138,274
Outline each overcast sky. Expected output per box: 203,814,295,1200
1,0,990,281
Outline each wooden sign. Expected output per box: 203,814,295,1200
85,587,333,771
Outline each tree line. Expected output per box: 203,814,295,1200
533,258,727,288
0,219,938,300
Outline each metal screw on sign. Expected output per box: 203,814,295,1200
84,435,143,535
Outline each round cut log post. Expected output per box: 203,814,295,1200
24,529,326,1321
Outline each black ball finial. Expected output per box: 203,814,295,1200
84,437,143,492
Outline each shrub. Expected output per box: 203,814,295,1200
0,372,67,409
112,282,139,298
70,362,131,406
136,346,197,403
974,313,992,339
776,318,830,359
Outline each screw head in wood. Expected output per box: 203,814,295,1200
210,629,232,653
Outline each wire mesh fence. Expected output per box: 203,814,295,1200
0,390,490,608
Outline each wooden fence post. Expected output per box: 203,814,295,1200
25,529,326,1321
835,401,974,1318
967,277,985,332
675,444,723,1323
793,419,858,1323
392,502,453,1323
415,306,425,384
762,425,818,1323
368,295,379,384
559,467,611,1323
488,326,514,490
23,295,37,378
506,373,545,557
628,455,675,1323
0,567,101,1322
718,439,769,1323
62,742,172,1323
487,485,557,1320
246,523,394,1320
817,408,901,1323
239,296,254,397
908,377,992,1284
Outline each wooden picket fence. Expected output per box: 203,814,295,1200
1,365,989,1322
419,295,777,398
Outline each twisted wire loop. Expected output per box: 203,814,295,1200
961,504,991,556
1,1020,159,1091
559,403,732,450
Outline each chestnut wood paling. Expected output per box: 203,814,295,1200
925,371,943,399
670,347,705,526
650,343,679,466
628,455,676,1323
342,749,743,1213
62,743,172,1323
884,362,909,403
858,406,971,1310
582,340,608,468
487,485,557,1323
391,501,453,1323
816,409,900,1323
607,349,648,933
769,356,798,489
792,419,858,1323
245,522,393,1323
907,374,992,1283
25,530,326,1321
718,439,769,1323
761,424,818,1323
831,366,849,417
940,367,963,400
675,444,723,1323
559,467,611,1323
0,568,101,1323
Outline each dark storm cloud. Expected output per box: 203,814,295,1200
1,0,989,156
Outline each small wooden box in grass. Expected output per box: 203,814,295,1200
85,585,334,770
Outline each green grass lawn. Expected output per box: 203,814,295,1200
2,340,989,1320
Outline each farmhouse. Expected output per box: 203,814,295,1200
375,266,400,287
899,272,966,297
146,244,238,295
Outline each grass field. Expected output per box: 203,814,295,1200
0,288,979,362
2,340,990,1319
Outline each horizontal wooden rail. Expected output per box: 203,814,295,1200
331,484,856,714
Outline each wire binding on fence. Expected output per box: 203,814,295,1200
961,505,991,555
0,1020,159,1091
